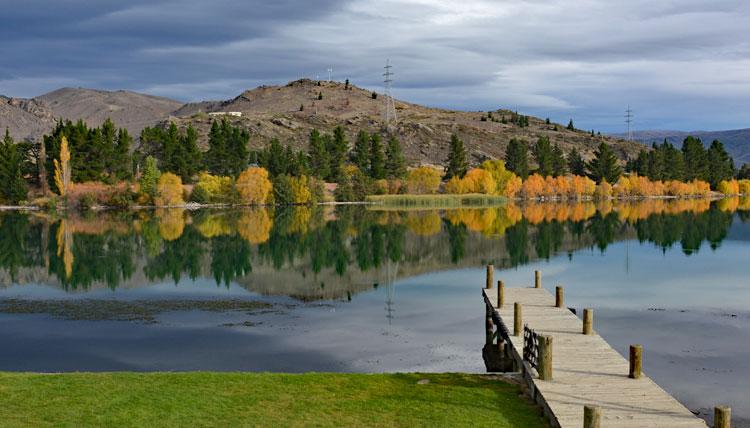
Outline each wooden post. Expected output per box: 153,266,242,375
583,405,601,428
486,264,494,289
514,302,522,336
583,308,593,335
535,270,541,288
497,280,504,308
629,345,642,379
555,286,564,308
714,406,731,428
538,334,553,380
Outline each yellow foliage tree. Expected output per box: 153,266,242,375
53,136,71,197
405,167,441,194
154,173,184,206
479,160,520,196
156,208,185,241
289,175,313,204
464,168,496,194
739,179,750,196
521,174,546,198
236,167,273,204
237,209,272,244
718,179,740,195
444,176,472,194
191,173,235,203
594,180,613,200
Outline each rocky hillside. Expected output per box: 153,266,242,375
166,79,642,166
2,79,644,166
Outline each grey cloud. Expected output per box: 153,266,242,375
0,0,748,131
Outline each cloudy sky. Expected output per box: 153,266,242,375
1,0,748,132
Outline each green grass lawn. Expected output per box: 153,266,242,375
0,372,547,428
367,194,508,209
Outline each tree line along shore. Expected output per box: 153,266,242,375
1,117,749,210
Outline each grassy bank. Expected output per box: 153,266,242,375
367,194,507,209
0,372,546,427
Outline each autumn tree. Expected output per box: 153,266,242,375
587,142,622,184
505,138,529,179
54,136,72,197
154,172,184,206
236,167,273,205
406,167,441,194
444,134,468,179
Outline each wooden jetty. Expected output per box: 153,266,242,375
482,267,727,428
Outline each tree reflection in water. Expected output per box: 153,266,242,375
0,198,748,296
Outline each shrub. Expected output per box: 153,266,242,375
236,167,272,205
191,173,236,204
155,173,184,206
405,167,441,194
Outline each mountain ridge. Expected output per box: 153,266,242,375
612,129,750,165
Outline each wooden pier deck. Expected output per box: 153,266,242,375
483,281,709,428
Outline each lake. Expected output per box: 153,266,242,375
1,199,749,425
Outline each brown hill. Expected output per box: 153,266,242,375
167,79,642,166
0,96,56,141
36,87,182,137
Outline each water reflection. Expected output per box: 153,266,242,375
0,198,748,297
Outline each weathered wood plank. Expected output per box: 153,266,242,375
483,286,707,428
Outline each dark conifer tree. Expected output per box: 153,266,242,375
0,129,28,204
681,136,708,181
533,136,554,176
706,139,734,188
587,142,622,183
567,147,586,176
385,136,406,179
567,119,575,131
352,130,370,172
444,134,468,179
308,129,330,180
369,134,386,179
551,143,567,177
328,126,348,181
505,138,529,179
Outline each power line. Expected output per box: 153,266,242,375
383,59,397,130
625,106,634,141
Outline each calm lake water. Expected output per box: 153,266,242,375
1,199,749,425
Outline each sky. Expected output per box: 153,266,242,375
0,0,748,132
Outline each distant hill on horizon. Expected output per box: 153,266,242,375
2,79,645,167
612,129,750,165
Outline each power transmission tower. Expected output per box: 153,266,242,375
327,66,333,82
625,106,634,141
383,59,397,130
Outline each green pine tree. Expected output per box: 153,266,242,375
444,134,468,179
567,147,586,176
369,134,386,179
352,130,370,172
551,144,567,177
308,129,330,180
505,138,529,179
385,136,406,179
0,129,28,204
329,126,349,181
567,119,575,131
706,140,734,188
681,136,708,181
533,136,554,176
587,142,622,183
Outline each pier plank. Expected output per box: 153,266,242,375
483,286,706,428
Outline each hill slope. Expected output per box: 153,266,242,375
167,79,642,166
615,129,750,165
0,96,57,141
36,87,182,137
